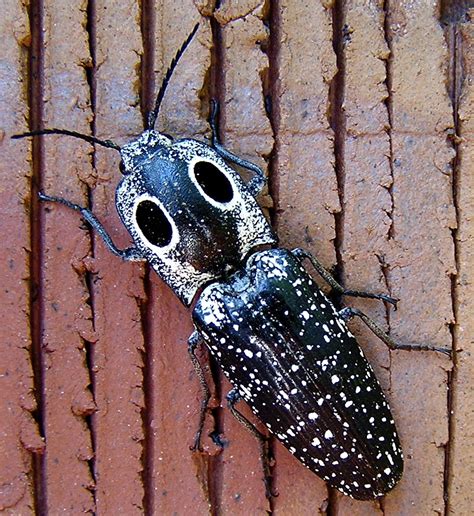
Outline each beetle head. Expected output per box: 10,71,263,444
116,130,276,305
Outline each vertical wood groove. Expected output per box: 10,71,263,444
139,3,155,513
2,1,472,512
442,7,466,512
27,0,47,511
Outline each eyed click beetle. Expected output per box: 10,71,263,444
14,22,448,500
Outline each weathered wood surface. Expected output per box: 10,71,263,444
1,1,472,514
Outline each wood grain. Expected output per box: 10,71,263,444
1,1,472,514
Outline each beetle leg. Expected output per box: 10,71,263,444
291,248,398,308
339,307,451,356
188,331,211,451
39,193,143,261
208,99,266,197
227,388,277,499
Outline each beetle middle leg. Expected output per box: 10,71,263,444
291,247,398,307
208,99,265,197
339,307,451,356
187,331,212,451
227,388,277,499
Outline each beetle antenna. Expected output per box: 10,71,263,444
12,128,121,151
147,23,200,130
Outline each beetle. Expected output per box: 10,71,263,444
15,23,447,500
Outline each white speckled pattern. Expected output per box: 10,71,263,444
193,248,403,500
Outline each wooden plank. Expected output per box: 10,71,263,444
148,4,213,513
0,1,41,512
383,2,455,514
336,2,391,512
40,0,95,511
216,2,274,512
92,1,146,512
271,1,339,513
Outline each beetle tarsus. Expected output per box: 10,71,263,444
340,307,451,356
188,331,211,452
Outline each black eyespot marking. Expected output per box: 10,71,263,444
119,160,127,174
136,200,173,247
194,161,234,203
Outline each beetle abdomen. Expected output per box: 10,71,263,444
193,248,403,500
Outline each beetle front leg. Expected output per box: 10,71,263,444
291,248,398,307
188,331,212,451
208,100,266,197
39,193,143,261
227,388,276,499
339,307,451,356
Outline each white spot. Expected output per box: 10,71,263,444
291,364,299,372
340,452,348,459
308,412,318,420
244,349,253,358
324,430,334,439
331,375,340,384
311,437,321,447
240,386,252,398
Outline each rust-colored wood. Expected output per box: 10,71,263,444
0,1,41,513
1,1,472,514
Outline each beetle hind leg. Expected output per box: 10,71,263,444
227,388,277,499
339,307,451,356
187,331,212,451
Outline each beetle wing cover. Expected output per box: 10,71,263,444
193,248,403,500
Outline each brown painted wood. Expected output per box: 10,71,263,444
1,1,472,514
